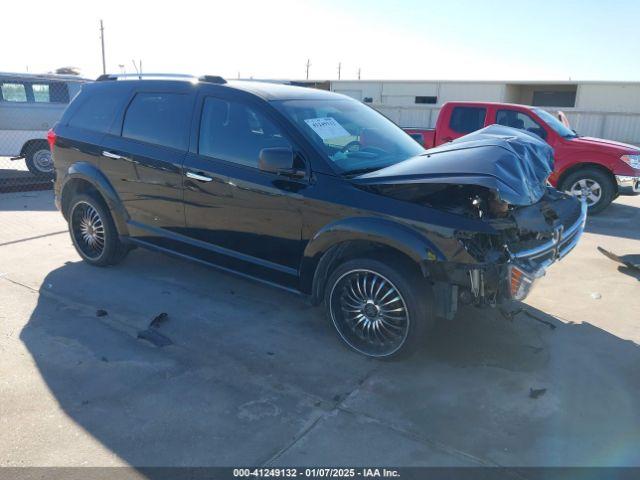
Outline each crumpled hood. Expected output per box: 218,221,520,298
570,136,639,154
354,125,554,206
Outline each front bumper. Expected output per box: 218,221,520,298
616,175,640,194
506,199,588,300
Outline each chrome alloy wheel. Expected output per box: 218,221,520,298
32,149,54,173
568,178,602,207
329,269,410,357
71,202,105,259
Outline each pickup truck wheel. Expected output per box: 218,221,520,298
25,143,55,178
68,193,129,266
561,168,614,214
325,258,433,359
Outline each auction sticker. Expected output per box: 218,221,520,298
304,117,351,141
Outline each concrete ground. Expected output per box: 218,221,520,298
0,190,639,470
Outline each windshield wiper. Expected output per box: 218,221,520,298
341,166,382,178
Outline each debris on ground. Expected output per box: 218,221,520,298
137,328,173,347
149,312,169,329
529,388,547,399
100,356,109,363
598,246,640,272
96,309,108,317
590,292,602,300
499,307,556,330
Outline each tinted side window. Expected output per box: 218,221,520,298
496,109,547,140
449,106,486,134
199,97,291,168
68,92,122,133
122,93,191,150
0,82,27,102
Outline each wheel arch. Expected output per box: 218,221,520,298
299,217,444,304
59,162,129,235
20,138,49,157
557,162,617,192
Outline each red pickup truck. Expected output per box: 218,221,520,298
404,102,640,213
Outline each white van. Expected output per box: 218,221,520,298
0,72,89,177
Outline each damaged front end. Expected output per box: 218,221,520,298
354,125,587,316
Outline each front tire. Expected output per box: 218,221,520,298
68,193,129,266
560,168,615,214
324,257,434,359
25,142,55,178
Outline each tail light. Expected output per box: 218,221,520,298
47,129,57,151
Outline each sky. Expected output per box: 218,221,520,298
2,0,639,81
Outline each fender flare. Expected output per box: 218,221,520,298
60,162,129,235
299,216,445,298
555,162,619,197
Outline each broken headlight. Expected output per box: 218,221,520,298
508,264,545,301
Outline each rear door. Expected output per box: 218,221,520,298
435,105,487,144
99,87,196,239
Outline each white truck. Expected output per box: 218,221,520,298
0,72,89,177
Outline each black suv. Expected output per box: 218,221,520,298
51,74,586,358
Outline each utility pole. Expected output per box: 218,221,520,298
131,59,142,79
305,59,311,80
337,62,341,80
100,20,106,75
358,67,361,80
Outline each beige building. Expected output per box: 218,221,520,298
329,80,640,145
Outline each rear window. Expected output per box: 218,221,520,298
449,106,486,134
122,93,191,151
68,92,122,133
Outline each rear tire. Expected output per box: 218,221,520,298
560,168,615,215
67,193,130,266
25,142,55,178
324,257,434,359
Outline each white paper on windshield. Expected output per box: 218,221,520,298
304,117,351,141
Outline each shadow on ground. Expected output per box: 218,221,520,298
585,201,640,240
18,254,640,470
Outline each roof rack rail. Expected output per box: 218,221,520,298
198,75,227,84
96,73,226,84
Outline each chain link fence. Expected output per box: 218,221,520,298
0,72,89,194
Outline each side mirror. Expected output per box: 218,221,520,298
259,147,303,178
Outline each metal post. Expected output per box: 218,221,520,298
338,62,341,80
100,20,106,75
306,59,311,80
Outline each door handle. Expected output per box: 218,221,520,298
186,171,213,182
102,150,124,159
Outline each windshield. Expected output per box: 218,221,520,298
533,108,577,138
273,98,425,175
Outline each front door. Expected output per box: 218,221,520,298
182,94,307,286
